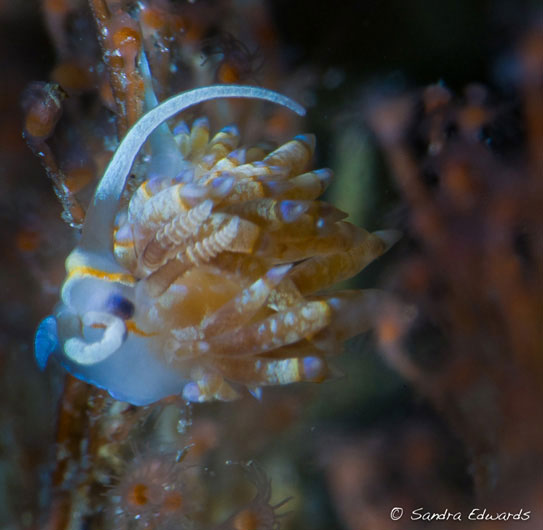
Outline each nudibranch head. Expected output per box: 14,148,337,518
35,84,398,405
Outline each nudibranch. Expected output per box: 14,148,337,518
35,84,398,405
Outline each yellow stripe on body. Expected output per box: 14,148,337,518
126,320,157,337
140,179,154,199
66,265,137,286
113,238,135,249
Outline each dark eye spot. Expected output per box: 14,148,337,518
106,293,135,320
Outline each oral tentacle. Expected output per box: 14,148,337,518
64,311,126,365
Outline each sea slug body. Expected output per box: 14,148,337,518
35,84,398,405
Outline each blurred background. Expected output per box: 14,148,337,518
0,1,541,529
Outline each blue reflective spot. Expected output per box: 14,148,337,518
314,168,332,178
248,386,262,400
192,116,210,130
201,154,216,166
173,121,190,135
227,148,246,164
293,134,316,151
210,176,235,197
221,124,239,136
302,356,325,381
35,316,59,370
211,175,232,188
294,133,310,143
280,200,308,222
174,167,195,183
182,382,202,402
146,176,164,195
